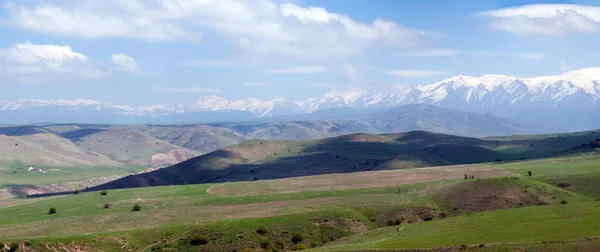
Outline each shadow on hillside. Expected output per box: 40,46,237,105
61,128,106,141
0,126,47,136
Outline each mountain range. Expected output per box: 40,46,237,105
2,68,599,130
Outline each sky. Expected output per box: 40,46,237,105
1,0,600,106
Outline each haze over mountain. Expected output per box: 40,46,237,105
1,68,599,129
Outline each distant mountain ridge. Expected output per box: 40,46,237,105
1,68,599,128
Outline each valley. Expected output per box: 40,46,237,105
0,151,599,251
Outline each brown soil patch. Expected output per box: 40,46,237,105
208,165,513,196
314,218,369,233
432,178,547,213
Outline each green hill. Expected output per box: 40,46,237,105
0,154,599,251
90,130,600,191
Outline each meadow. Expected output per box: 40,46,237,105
0,152,599,251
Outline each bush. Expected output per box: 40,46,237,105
274,239,286,249
131,204,141,212
241,249,253,252
528,170,532,176
48,207,57,214
387,218,402,226
561,200,568,204
7,242,19,252
190,235,209,246
311,241,319,248
439,211,448,218
256,226,268,234
292,244,307,251
103,202,112,209
73,189,81,195
100,190,107,196
260,240,272,249
291,233,304,244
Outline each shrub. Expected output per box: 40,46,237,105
292,244,307,251
256,226,268,234
464,174,469,180
528,170,532,176
387,217,402,226
131,204,142,212
7,242,19,252
48,207,57,214
241,249,254,252
260,240,272,249
561,200,568,204
311,241,319,248
439,211,448,218
103,202,112,209
100,190,107,196
291,233,304,244
274,239,286,249
73,189,81,195
190,235,209,246
596,147,600,154
423,212,436,221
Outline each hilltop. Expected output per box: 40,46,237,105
89,129,600,191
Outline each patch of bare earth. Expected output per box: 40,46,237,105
431,178,547,213
208,165,513,196
313,218,369,233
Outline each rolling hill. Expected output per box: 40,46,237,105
88,129,600,191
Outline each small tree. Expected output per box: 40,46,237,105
48,207,57,214
131,204,141,212
73,189,81,195
100,190,107,196
292,244,307,251
190,235,209,246
7,242,19,252
256,226,268,234
528,170,532,176
291,233,303,244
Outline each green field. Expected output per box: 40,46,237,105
0,152,599,251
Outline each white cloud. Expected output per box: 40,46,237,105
387,69,451,78
516,53,546,60
2,0,437,58
0,41,108,79
341,63,362,84
262,66,326,74
477,4,600,35
153,86,222,93
243,82,270,86
111,53,142,74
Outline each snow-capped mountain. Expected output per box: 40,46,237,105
1,68,599,128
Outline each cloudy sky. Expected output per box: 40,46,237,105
1,0,600,105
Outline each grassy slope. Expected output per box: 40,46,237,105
91,130,600,190
315,202,600,251
0,155,598,251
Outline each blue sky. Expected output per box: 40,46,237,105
1,0,600,105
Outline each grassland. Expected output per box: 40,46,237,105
0,153,599,251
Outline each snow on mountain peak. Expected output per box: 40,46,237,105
1,67,599,119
